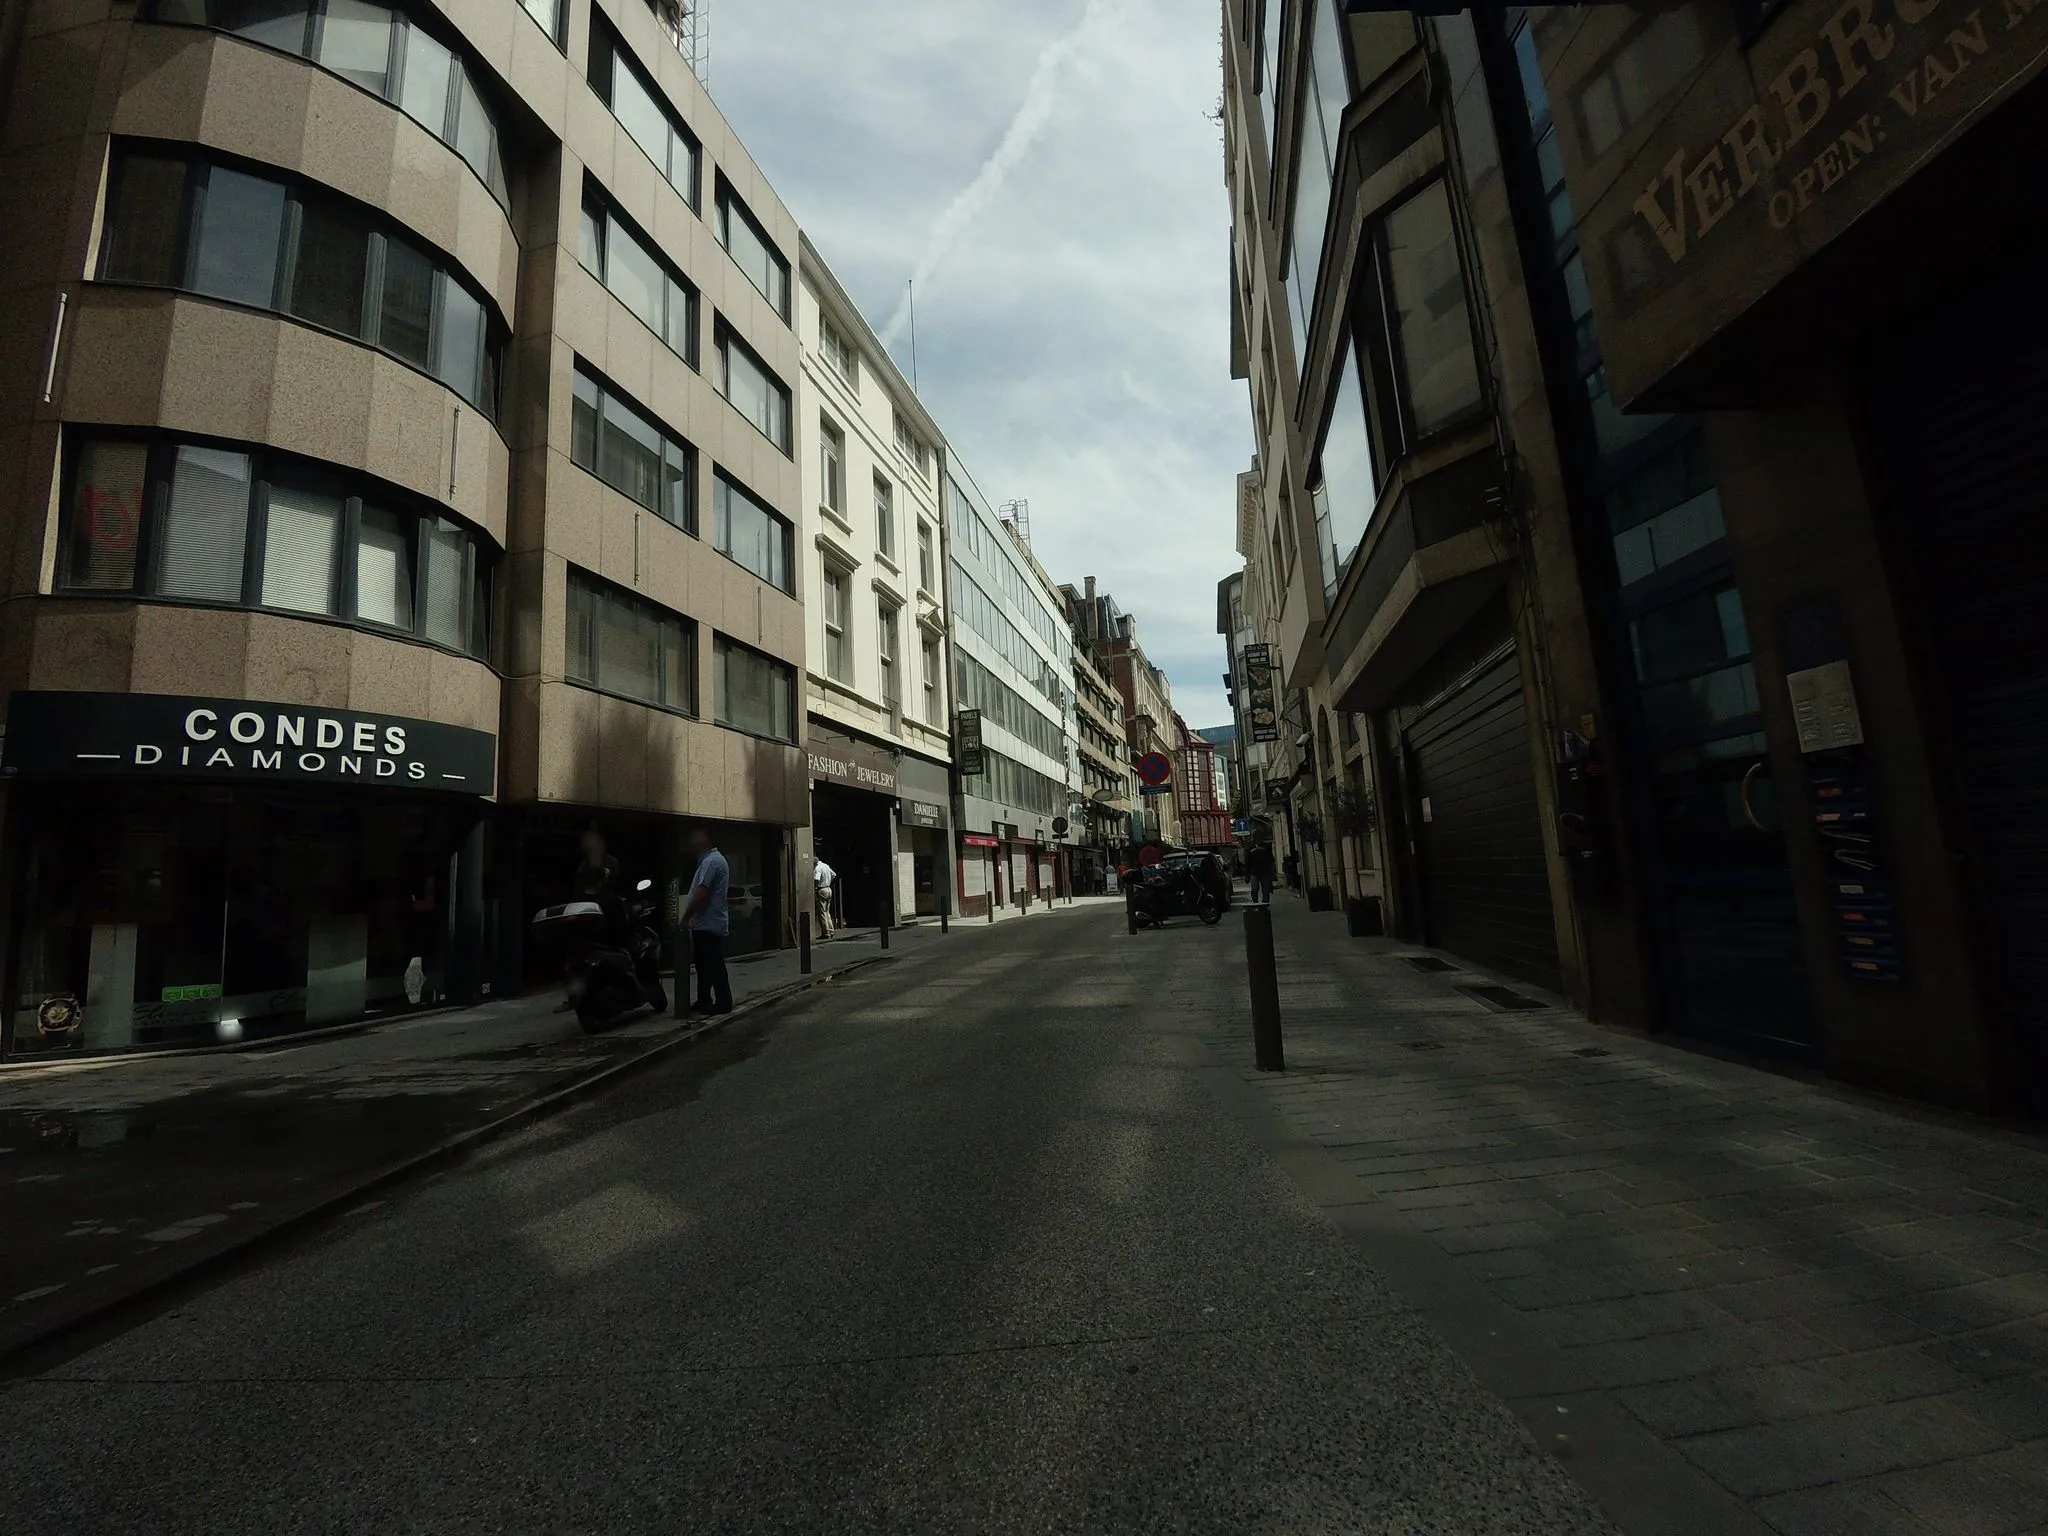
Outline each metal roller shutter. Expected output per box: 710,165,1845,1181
1405,652,1561,991
1869,277,2048,1114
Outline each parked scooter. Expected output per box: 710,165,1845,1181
531,877,668,1032
1126,864,1225,932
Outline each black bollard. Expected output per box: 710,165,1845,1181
799,911,812,975
673,927,690,1019
1244,905,1285,1072
881,891,891,950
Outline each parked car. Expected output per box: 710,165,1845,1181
1161,851,1233,911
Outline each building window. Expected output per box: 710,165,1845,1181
1258,0,1286,151
580,180,699,364
820,317,858,390
893,412,929,478
1381,181,1483,439
716,179,791,320
874,474,895,560
953,648,1067,761
566,567,694,712
59,431,494,658
570,362,695,532
713,471,793,593
589,19,700,206
878,601,900,708
99,147,504,416
1310,335,1378,597
917,519,935,594
821,564,851,683
150,0,510,204
922,631,942,725
820,416,845,515
717,323,792,453
714,634,796,741
516,0,558,43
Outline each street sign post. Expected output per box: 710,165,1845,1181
1136,751,1173,788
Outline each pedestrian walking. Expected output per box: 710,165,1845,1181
683,827,732,1016
813,854,837,937
1246,841,1277,905
1283,850,1301,893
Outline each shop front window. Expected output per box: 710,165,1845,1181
8,788,474,1055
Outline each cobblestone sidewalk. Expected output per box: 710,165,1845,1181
1200,898,2048,1536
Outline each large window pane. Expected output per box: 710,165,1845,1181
719,191,788,317
316,0,393,93
662,439,692,531
662,277,694,360
215,0,309,52
101,155,189,286
452,70,495,189
397,24,453,137
715,637,793,740
421,517,468,649
566,575,596,682
612,58,672,179
714,474,790,592
158,446,251,602
1288,106,1333,338
517,0,557,40
599,389,662,511
1313,0,1350,158
378,236,435,367
1384,183,1482,437
191,167,285,307
605,221,665,336
355,503,413,629
435,278,483,401
597,593,660,702
1315,343,1377,583
260,479,341,614
63,440,149,590
287,195,368,335
721,335,788,451
571,370,600,470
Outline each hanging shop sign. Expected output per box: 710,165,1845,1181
807,723,898,793
955,708,985,777
1593,0,2048,405
0,691,496,792
1242,643,1279,743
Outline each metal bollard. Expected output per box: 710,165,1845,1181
799,911,812,975
880,902,891,950
673,929,690,1019
1244,905,1285,1072
940,889,950,934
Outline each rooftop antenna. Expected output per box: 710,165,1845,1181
906,279,919,390
999,499,1031,546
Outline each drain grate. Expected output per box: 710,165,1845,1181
1401,956,1455,973
1403,1039,1446,1051
1571,1045,1610,1058
1459,984,1546,1012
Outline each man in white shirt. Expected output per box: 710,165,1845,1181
813,855,837,937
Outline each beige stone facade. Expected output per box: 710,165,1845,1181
0,0,812,1050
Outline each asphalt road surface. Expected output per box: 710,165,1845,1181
0,906,1613,1534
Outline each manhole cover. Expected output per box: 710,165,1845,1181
1571,1046,1610,1058
1403,1040,1446,1051
1459,984,1545,1012
1402,956,1455,973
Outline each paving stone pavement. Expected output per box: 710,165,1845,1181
1198,896,2048,1536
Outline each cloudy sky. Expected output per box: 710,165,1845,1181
708,0,1250,731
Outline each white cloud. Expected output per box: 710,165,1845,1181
709,0,1248,730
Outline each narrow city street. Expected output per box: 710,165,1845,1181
5,899,2047,1533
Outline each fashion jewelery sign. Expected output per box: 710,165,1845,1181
0,692,497,791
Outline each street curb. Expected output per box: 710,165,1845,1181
0,954,892,1377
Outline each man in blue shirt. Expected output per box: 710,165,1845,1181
682,827,732,1016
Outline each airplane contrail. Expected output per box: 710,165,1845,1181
880,0,1125,349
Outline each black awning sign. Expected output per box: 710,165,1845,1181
0,691,497,794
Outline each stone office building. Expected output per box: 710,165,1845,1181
0,0,808,1054
1522,0,2048,1116
795,238,954,929
1224,0,2048,1117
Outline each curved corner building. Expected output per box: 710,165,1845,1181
0,0,807,1054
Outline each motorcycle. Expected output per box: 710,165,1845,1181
1126,864,1225,931
531,877,668,1033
